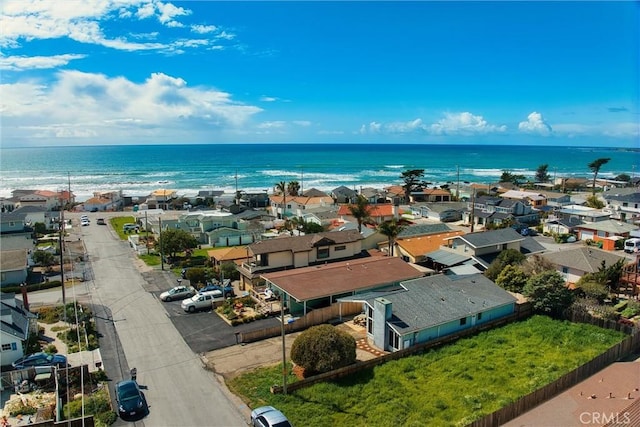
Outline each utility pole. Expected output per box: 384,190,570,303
280,293,287,395
159,217,164,271
456,165,460,201
145,210,149,255
59,209,66,305
470,188,476,233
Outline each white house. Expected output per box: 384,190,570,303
0,293,37,367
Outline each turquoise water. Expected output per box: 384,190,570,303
1,144,637,201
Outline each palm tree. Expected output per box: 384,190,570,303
348,195,373,233
276,181,287,219
287,180,300,196
378,219,404,257
588,157,610,195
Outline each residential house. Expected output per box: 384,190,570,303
270,191,334,220
13,190,73,211
541,247,628,285
543,218,583,236
331,186,358,204
425,228,545,272
0,293,37,367
338,203,399,226
413,202,467,222
463,195,539,229
300,207,341,229
356,273,517,352
603,191,640,224
410,188,452,203
238,229,363,290
556,205,611,224
83,190,123,212
383,185,408,206
12,206,61,231
0,211,34,251
389,224,465,264
146,189,178,210
332,221,388,251
573,219,638,244
534,190,572,208
207,246,250,269
262,256,424,316
500,190,548,209
0,249,29,287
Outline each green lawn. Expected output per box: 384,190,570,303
228,315,626,427
109,216,136,240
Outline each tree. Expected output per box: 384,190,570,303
400,169,426,203
495,264,528,293
219,261,239,281
574,279,609,304
32,250,55,270
535,164,551,183
500,170,526,186
33,222,48,236
275,181,287,219
290,324,356,376
522,270,575,318
155,229,198,261
614,173,631,183
377,219,404,257
185,267,209,286
287,180,300,196
484,249,526,281
585,194,605,209
521,254,556,276
348,195,373,233
588,157,610,195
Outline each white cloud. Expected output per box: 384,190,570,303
0,70,263,142
0,0,233,54
257,121,286,129
430,112,506,135
0,53,86,70
293,121,311,127
192,24,217,34
552,122,639,138
518,111,552,134
359,113,506,136
260,96,278,102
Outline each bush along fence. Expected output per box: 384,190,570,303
270,302,533,395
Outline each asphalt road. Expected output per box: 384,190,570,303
67,213,249,426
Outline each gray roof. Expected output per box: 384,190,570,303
542,247,628,274
12,205,48,214
574,220,637,235
249,229,361,255
302,188,330,197
364,273,516,335
0,249,28,271
445,264,483,276
457,228,524,248
332,186,358,198
425,249,471,267
0,293,32,341
519,236,546,255
415,202,467,213
0,211,27,222
603,190,640,201
398,223,453,238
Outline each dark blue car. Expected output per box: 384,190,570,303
12,352,68,369
199,279,234,296
115,380,147,419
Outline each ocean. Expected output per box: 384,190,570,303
1,144,637,202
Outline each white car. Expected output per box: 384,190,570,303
81,219,90,226
181,290,223,313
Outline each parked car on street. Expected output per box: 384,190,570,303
12,352,68,369
160,285,195,302
115,379,147,419
96,218,106,225
251,406,292,427
181,290,223,312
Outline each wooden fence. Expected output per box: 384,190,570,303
238,302,363,343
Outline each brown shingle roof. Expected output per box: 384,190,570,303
262,256,423,301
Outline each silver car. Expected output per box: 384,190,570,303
251,406,292,427
159,285,195,302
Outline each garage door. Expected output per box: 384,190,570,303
580,230,594,240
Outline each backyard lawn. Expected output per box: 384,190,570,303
228,315,626,427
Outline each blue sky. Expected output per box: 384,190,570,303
1,1,638,147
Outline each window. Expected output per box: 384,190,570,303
317,247,329,259
334,245,346,251
388,329,400,350
367,307,373,334
460,317,467,326
477,312,482,321
1,343,12,351
562,266,568,274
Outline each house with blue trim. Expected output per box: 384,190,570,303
357,273,517,352
1,293,37,367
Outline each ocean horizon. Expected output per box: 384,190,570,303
1,143,637,202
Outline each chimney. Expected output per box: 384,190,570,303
20,283,29,311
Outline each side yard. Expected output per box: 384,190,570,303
227,315,628,427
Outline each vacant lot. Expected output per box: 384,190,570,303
228,315,626,427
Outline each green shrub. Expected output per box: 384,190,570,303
290,324,356,376
63,388,113,421
44,344,58,354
